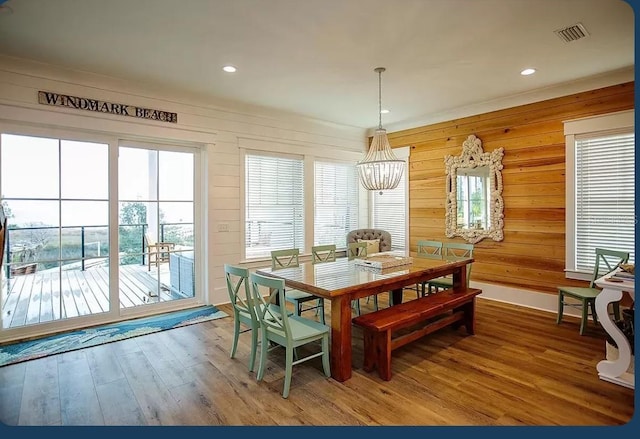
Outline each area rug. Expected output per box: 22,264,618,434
0,305,228,367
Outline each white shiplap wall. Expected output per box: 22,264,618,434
0,55,368,306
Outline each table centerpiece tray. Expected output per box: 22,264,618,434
353,253,413,269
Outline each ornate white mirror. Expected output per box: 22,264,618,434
445,134,504,243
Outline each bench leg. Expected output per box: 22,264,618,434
362,331,376,373
362,330,393,380
374,331,392,381
462,299,476,335
451,299,475,335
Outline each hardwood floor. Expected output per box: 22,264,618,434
0,292,634,426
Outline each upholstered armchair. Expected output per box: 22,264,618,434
346,229,392,253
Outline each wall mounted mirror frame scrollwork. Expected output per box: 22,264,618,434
445,134,504,244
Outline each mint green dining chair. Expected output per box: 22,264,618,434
312,244,336,264
426,242,474,294
414,240,444,297
224,264,259,372
310,244,335,317
249,272,331,398
557,248,628,335
224,263,293,372
347,241,375,313
347,241,367,260
271,249,325,324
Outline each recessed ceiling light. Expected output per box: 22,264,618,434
380,109,390,114
222,65,237,73
520,68,536,76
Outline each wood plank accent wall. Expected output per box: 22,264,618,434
386,82,634,295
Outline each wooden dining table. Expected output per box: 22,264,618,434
255,253,474,382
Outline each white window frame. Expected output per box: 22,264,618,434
313,158,360,249
242,150,305,260
239,138,364,262
563,109,634,280
370,146,410,254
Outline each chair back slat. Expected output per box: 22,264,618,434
249,272,290,336
271,249,300,270
347,242,367,260
443,242,474,260
590,248,630,287
312,244,336,264
444,242,474,284
224,264,253,317
417,240,443,259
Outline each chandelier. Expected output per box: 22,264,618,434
357,67,404,192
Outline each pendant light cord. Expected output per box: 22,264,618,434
374,67,386,130
378,68,383,129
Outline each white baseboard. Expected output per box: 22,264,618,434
471,280,582,318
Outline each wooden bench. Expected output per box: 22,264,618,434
352,287,482,380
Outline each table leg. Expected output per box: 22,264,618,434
453,265,467,291
595,287,634,388
390,288,403,306
330,295,353,382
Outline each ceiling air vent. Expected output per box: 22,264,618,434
554,23,589,43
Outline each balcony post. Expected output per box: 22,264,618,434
5,229,10,279
142,224,147,266
81,226,86,271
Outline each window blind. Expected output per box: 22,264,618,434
372,168,406,251
314,161,359,248
245,154,304,259
575,132,635,271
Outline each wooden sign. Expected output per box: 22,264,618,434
38,91,177,123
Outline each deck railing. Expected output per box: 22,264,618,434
3,222,192,279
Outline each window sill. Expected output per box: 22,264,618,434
564,270,593,281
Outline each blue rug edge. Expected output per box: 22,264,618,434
0,305,229,367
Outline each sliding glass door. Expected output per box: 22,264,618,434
1,129,201,335
1,133,110,329
118,143,196,310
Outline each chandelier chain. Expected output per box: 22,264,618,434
378,68,382,129
374,67,386,129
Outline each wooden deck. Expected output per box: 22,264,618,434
1,264,183,329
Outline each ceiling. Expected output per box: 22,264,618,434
0,0,634,131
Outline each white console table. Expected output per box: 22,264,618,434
594,271,635,389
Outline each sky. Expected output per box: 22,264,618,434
1,134,194,228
